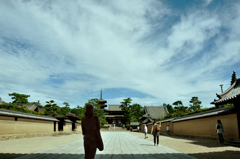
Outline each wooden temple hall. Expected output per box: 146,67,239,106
98,90,126,125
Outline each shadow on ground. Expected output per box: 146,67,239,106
2,151,240,159
189,150,240,159
160,134,230,148
0,153,194,159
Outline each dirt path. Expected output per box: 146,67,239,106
128,131,240,159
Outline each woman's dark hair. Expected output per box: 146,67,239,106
154,120,157,124
217,120,222,124
85,104,94,117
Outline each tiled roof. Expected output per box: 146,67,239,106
211,78,240,104
144,106,169,119
172,106,234,122
108,105,123,111
64,119,72,123
65,113,80,119
130,122,139,126
38,108,45,113
76,120,81,123
22,104,37,111
0,108,58,121
105,115,125,117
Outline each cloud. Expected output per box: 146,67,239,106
0,0,239,108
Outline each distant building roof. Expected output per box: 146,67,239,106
22,104,37,111
144,106,169,119
105,115,125,117
130,122,139,126
211,78,240,105
172,106,234,122
0,108,58,121
108,105,123,111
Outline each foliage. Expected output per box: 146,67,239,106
156,116,165,121
44,100,60,115
163,103,174,114
172,100,187,112
120,98,144,124
85,98,106,126
188,97,202,112
8,93,30,105
0,103,44,115
101,126,110,128
61,102,71,115
231,71,237,85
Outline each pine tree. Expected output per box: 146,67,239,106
231,71,237,85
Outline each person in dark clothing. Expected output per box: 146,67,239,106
151,120,160,146
216,120,224,143
82,104,102,159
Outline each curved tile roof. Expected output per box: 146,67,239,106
0,108,58,121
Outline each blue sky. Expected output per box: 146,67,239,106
0,0,240,108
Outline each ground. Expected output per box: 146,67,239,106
0,130,240,159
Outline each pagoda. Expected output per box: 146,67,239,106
99,89,107,110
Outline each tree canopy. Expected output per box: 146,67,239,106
8,93,30,105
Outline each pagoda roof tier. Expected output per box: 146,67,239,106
211,78,240,105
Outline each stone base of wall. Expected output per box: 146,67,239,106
0,131,81,141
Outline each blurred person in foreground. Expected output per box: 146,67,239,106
82,104,103,159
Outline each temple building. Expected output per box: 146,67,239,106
105,104,125,125
139,106,169,125
98,90,126,125
211,71,240,139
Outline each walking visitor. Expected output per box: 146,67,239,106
144,124,148,139
166,125,169,135
82,104,104,159
151,120,161,146
216,120,224,143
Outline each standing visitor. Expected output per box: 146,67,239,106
166,125,169,135
82,104,104,159
151,120,160,146
137,126,139,132
139,126,141,132
144,124,148,139
216,120,224,143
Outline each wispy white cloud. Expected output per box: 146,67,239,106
0,0,239,108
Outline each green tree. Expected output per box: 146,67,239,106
62,102,71,115
85,98,106,126
130,103,144,121
172,100,187,112
163,103,174,114
188,97,202,112
120,98,132,124
44,100,60,115
8,93,30,105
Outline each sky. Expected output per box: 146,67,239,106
0,0,240,109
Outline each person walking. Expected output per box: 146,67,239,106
82,104,103,159
151,120,161,146
137,126,139,132
216,120,224,143
144,124,148,139
166,125,169,135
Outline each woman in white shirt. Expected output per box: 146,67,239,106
215,120,224,143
